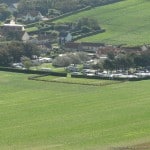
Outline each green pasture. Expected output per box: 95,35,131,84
0,71,150,150
55,0,150,46
26,27,38,33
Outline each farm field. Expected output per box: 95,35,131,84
0,71,150,150
55,0,150,46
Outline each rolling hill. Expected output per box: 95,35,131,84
55,0,150,46
0,71,150,150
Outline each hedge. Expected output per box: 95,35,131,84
72,29,105,41
0,67,67,77
71,74,150,81
71,74,112,80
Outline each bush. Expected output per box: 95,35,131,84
81,26,91,33
73,29,105,41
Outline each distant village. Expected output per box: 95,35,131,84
0,1,150,80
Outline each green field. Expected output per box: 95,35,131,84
55,0,150,46
0,71,150,150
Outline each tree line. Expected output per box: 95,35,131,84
18,0,123,14
102,50,150,71
52,52,89,67
0,3,11,21
52,49,150,72
1,0,123,17
0,42,40,66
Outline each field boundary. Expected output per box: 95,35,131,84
0,67,67,77
28,74,124,86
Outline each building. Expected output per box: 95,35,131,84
65,42,81,51
23,11,46,23
81,42,105,52
1,20,25,32
64,42,104,52
0,20,29,42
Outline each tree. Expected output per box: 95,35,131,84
52,55,71,67
77,17,100,31
21,56,32,69
0,47,11,66
0,42,40,67
103,59,115,72
92,62,103,71
23,43,40,59
81,25,91,33
67,53,81,64
0,3,11,21
107,51,115,60
8,42,24,62
52,52,88,67
77,52,89,62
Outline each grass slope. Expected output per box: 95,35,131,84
0,71,150,150
55,0,150,46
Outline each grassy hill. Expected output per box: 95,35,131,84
55,0,150,46
0,71,150,150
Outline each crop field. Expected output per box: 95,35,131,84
55,0,150,46
0,71,150,150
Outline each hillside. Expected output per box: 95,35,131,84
55,0,150,46
0,71,150,149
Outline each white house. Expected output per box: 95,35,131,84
0,20,29,42
2,20,25,31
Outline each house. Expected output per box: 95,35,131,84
1,20,25,32
59,31,72,45
36,12,44,20
81,42,105,52
0,20,29,42
24,13,35,22
64,42,81,51
23,11,46,23
64,42,104,52
96,45,120,55
122,46,141,53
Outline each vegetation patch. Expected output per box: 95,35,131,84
55,0,150,46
